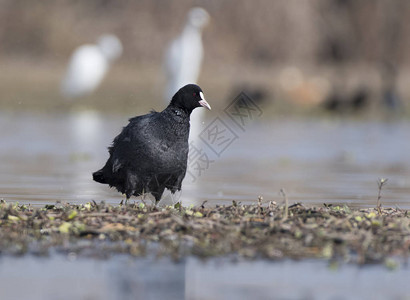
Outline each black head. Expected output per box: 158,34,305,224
169,84,211,113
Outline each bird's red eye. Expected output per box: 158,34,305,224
193,93,196,96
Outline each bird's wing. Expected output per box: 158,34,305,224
109,113,188,177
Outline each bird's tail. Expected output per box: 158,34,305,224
92,169,106,184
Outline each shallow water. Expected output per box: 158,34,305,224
0,254,408,300
0,110,409,300
0,110,409,208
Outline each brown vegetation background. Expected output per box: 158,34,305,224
1,0,409,112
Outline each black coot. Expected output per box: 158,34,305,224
93,84,211,203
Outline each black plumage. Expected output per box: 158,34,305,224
93,84,211,203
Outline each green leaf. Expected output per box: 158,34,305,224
67,210,77,220
59,222,72,234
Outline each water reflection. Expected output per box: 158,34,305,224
0,255,408,300
68,110,106,202
69,109,103,153
0,111,409,208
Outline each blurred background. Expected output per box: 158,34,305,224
1,0,410,113
0,0,410,208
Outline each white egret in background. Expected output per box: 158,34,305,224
164,7,210,100
163,7,210,206
164,7,210,135
61,34,122,98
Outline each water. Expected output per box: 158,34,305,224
0,110,409,300
0,110,409,208
0,254,408,300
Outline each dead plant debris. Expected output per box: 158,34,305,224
0,201,408,265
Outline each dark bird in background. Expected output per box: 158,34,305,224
349,87,369,111
322,90,344,112
227,84,270,108
93,84,211,203
322,86,369,113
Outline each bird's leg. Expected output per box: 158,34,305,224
140,195,147,206
170,192,179,206
124,191,132,205
140,188,148,206
150,191,161,206
168,187,182,206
